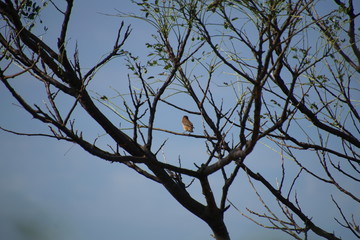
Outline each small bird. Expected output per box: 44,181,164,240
182,115,194,133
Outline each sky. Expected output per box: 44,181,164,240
0,1,359,240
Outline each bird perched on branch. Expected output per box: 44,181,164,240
182,115,194,133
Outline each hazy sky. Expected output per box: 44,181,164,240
0,1,358,240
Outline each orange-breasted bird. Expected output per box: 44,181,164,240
182,115,194,132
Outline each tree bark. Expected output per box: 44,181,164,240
205,210,230,240
211,223,230,240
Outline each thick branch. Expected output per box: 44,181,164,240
241,163,341,240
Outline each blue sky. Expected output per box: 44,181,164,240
0,1,358,239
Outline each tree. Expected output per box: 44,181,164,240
1,0,359,239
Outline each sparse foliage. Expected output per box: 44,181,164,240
1,0,359,239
